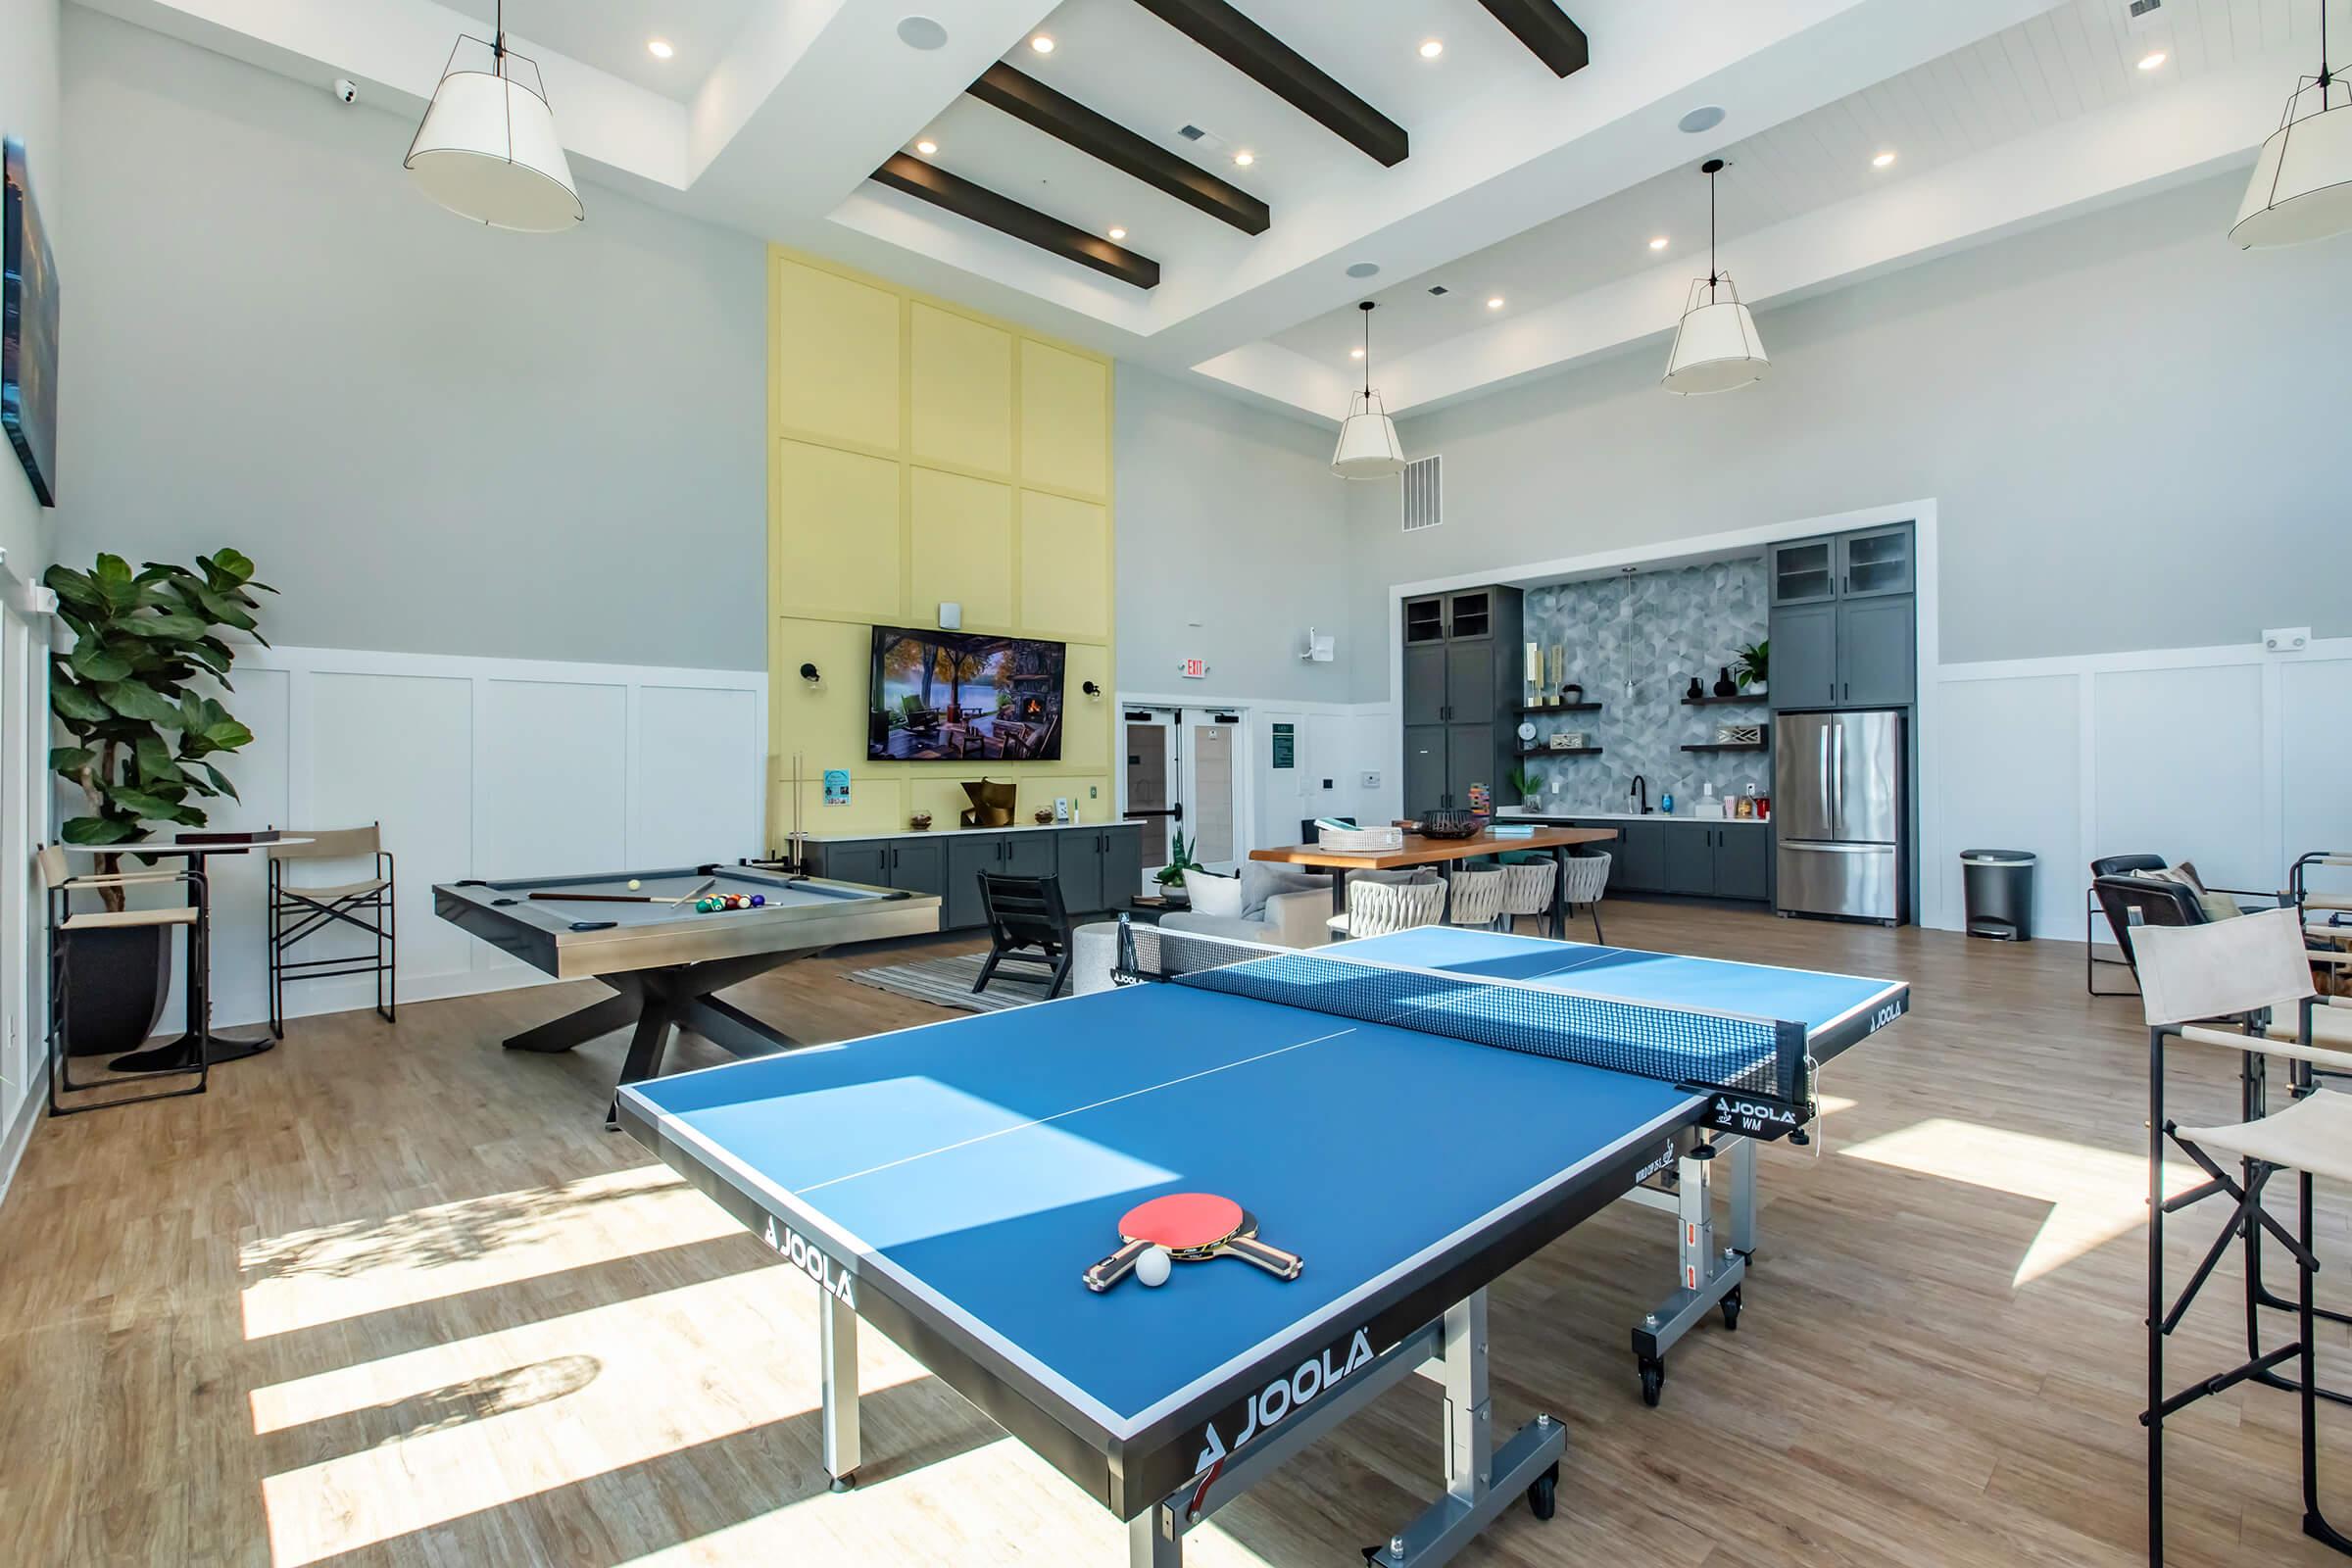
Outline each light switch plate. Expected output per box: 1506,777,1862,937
2263,626,2310,653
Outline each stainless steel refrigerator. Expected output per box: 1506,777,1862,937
1774,710,1904,924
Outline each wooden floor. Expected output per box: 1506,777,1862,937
1,903,2345,1567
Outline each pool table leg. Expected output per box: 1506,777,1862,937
671,995,801,1057
608,1004,680,1128
503,989,642,1054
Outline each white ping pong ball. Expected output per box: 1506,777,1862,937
627,879,641,890
1137,1247,1173,1288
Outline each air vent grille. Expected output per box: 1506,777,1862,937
2128,0,2161,18
1401,455,1442,532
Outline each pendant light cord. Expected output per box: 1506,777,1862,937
494,0,506,67
1362,307,1373,400
1708,168,1719,300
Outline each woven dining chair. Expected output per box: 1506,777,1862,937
1446,868,1508,929
1329,877,1446,939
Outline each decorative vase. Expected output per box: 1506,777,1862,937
1560,682,1582,705
63,924,173,1058
1712,666,1738,697
1685,676,1704,702
909,812,932,831
1034,808,1054,824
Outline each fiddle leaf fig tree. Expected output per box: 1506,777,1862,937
45,550,272,907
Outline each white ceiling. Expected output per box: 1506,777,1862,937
81,0,2326,419
442,0,760,103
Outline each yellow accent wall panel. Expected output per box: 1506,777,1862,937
772,441,902,622
1018,490,1110,640
910,468,1014,629
772,258,901,450
1060,642,1110,776
1020,340,1110,497
773,616,903,835
910,304,1013,475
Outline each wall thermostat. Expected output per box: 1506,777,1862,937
938,602,962,630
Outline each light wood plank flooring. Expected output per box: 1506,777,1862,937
0,903,2344,1566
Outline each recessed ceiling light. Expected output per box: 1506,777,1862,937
1107,225,1126,240
647,38,674,60
1648,235,1669,250
1345,261,1381,279
1418,39,1444,60
1350,347,1365,359
1030,34,1054,54
1871,150,1896,169
1233,150,1254,167
1678,105,1726,134
2137,49,2167,71
915,138,938,156
1487,296,1505,310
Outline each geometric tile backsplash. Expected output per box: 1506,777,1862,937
1514,558,1771,813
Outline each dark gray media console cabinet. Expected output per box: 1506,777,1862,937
800,821,1144,932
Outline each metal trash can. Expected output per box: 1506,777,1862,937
1961,849,2036,941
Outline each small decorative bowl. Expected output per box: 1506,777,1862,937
1034,808,1055,824
908,812,932,831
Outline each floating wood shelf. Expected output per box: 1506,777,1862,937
1682,742,1768,753
1520,702,1602,713
1519,746,1602,758
1682,694,1765,707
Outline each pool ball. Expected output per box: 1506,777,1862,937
626,879,641,891
750,895,765,907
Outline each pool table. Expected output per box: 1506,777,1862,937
434,863,939,1119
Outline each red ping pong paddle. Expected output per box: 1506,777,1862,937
1083,1193,1302,1292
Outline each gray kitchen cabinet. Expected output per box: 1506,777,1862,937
1714,828,1772,902
1403,644,1446,722
1616,821,1666,893
1444,643,1494,717
1055,832,1102,911
1404,725,1447,818
1769,602,1838,711
1445,721,1494,808
1002,833,1055,878
884,838,946,899
946,835,1001,929
1663,825,1716,897
1768,521,1915,710
818,842,889,887
1838,524,1914,598
1838,597,1917,709
1100,826,1143,906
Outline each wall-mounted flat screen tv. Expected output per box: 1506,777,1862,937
868,626,1067,761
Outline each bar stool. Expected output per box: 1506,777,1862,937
36,845,211,1114
2137,907,2351,1563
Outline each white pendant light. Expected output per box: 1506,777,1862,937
2231,0,2352,248
406,1,583,232
1662,159,1769,395
1332,301,1407,479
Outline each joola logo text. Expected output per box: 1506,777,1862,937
1712,1096,1803,1135
1192,1327,1375,1473
764,1215,856,1308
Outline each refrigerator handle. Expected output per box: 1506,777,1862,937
1832,723,1845,834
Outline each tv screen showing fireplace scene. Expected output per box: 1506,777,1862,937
867,626,1067,761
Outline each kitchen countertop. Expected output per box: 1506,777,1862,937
1496,808,1773,827
796,819,1143,845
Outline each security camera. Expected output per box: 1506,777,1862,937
331,78,358,106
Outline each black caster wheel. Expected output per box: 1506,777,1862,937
1638,1355,1666,1407
1526,1461,1560,1521
1721,1286,1742,1332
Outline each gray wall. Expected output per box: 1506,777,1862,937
1114,362,1352,702
57,9,766,668
0,0,60,575
1347,172,2352,702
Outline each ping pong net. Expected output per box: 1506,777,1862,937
1112,924,1816,1132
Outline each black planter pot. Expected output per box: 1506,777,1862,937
63,922,173,1058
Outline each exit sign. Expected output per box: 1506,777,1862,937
1179,658,1208,680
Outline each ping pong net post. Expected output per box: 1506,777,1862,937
1109,927,1821,1142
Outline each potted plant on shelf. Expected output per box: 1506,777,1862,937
45,550,270,1054
1507,766,1542,811
1152,828,1201,905
1733,639,1768,696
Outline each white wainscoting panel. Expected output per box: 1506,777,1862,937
145,648,765,1030
1933,673,2081,942
1930,638,2350,937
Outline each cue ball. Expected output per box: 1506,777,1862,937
1136,1247,1173,1288
627,879,641,891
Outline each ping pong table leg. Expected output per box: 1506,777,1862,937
1129,1506,1181,1567
820,1289,860,1491
1440,1293,1493,1513
1728,1135,1758,1258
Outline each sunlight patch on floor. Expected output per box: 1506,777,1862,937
239,1164,740,1339
255,1267,927,1566
608,1437,1282,1568
1839,1117,2200,1287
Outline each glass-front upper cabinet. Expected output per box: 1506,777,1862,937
1403,595,1446,645
1769,537,1837,605
1838,524,1914,599
1446,590,1492,640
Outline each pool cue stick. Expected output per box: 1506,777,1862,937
528,893,661,904
665,877,718,907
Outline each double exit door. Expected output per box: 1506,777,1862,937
1123,708,1240,885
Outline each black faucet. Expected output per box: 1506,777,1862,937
1629,774,1649,815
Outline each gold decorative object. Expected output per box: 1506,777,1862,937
959,777,1016,828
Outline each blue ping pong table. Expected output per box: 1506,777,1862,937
618,925,1909,1567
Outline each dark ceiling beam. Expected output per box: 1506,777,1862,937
1127,0,1408,168
966,63,1271,236
869,154,1161,290
1476,0,1591,78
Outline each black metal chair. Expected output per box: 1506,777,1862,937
2085,854,2167,996
2087,857,2283,997
973,871,1075,999
268,824,397,1036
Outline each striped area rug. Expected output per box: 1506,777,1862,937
844,952,1066,1014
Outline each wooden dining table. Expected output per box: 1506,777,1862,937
1250,824,1617,940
